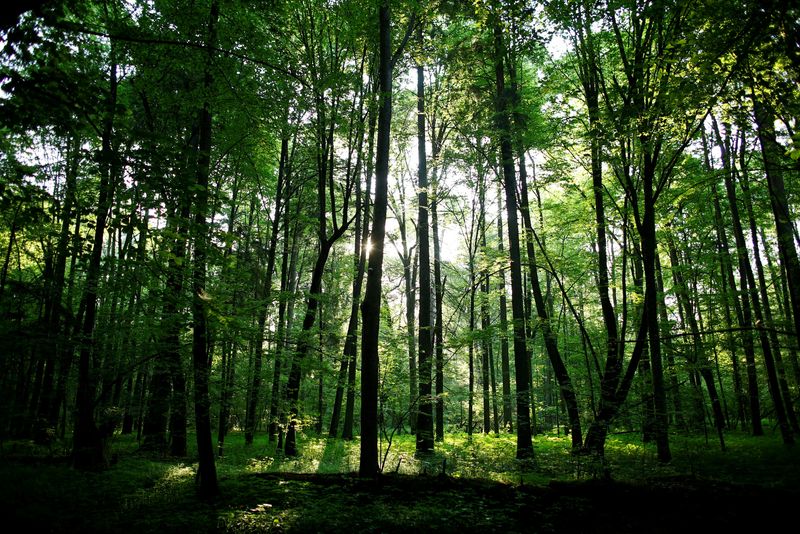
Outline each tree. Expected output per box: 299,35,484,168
190,0,220,498
359,0,393,478
415,23,435,454
493,7,533,459
72,14,119,471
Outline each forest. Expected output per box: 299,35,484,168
1,0,799,531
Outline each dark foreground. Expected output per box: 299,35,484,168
1,463,796,533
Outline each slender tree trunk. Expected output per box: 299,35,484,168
763,229,800,388
38,134,79,426
191,0,220,498
493,19,532,459
268,210,299,443
655,254,684,430
711,180,749,429
667,236,726,449
403,229,417,435
284,90,353,458
475,169,490,435
216,341,233,456
468,266,476,437
496,185,512,432
517,151,582,450
481,274,492,434
640,153,671,462
713,121,794,445
245,135,287,445
359,0,392,477
50,211,83,433
142,191,191,452
344,104,376,441
72,42,118,471
331,88,372,439
753,95,800,353
740,151,800,433
415,28,434,454
316,304,326,435
489,314,500,434
284,243,333,456
714,119,768,438
578,31,626,452
432,173,445,442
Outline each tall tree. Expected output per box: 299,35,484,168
415,24,435,454
72,26,119,471
359,0,393,477
244,129,288,446
190,0,220,498
493,9,533,459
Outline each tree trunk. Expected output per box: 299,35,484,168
72,42,118,471
481,277,492,434
740,148,800,433
359,0,392,478
493,19,532,459
402,223,417,435
268,210,299,443
763,230,800,389
496,185,512,432
710,180,749,429
216,341,234,457
415,28,434,454
190,0,220,498
38,134,79,426
344,111,376,441
50,212,83,435
331,82,372,439
667,235,726,449
468,266,476,437
714,118,774,439
142,190,191,454
432,173,445,442
245,135,287,445
517,150,583,451
753,95,800,354
284,73,353,458
655,254,684,430
284,242,333,456
640,152,672,462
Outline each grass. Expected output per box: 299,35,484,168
1,429,798,532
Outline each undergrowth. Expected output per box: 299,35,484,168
1,429,798,532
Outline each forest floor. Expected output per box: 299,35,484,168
1,430,798,532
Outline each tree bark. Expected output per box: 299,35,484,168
190,0,220,498
740,146,800,433
753,95,800,352
359,0,392,477
496,185,512,431
415,26,434,453
432,172,445,442
72,40,118,471
344,96,377,442
716,118,792,444
493,18,533,459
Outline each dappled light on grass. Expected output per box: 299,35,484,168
3,430,800,532
163,464,195,482
211,431,758,484
245,456,274,472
